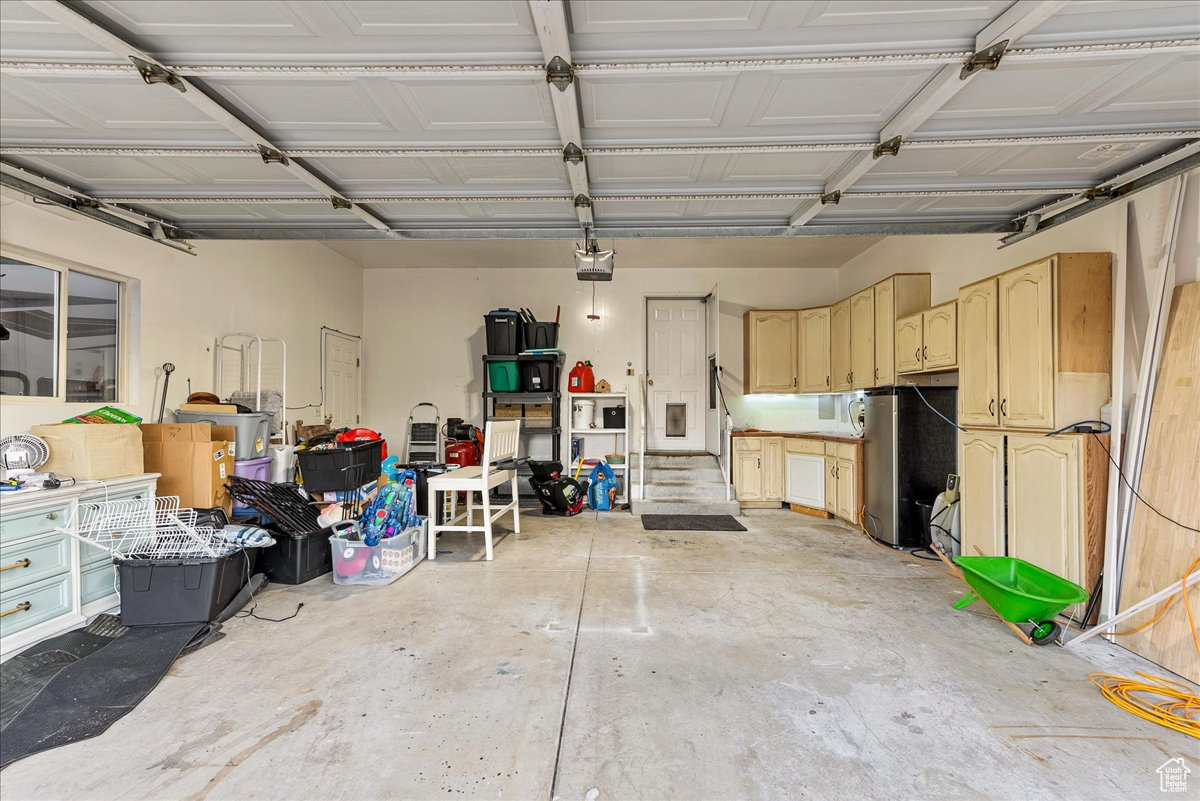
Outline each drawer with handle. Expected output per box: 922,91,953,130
0,534,71,593
0,572,73,639
80,560,119,606
0,503,72,546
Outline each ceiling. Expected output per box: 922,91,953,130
0,1,1197,247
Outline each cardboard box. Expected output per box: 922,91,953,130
140,423,236,513
31,423,144,480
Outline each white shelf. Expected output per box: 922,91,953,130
567,392,627,399
570,460,627,471
569,428,628,435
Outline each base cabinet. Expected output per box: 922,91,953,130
735,436,859,518
733,438,764,501
959,432,1106,618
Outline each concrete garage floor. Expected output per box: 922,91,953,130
1,510,1192,801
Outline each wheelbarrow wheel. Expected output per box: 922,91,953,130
1029,620,1060,645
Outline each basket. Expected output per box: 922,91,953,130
297,440,385,492
330,521,427,586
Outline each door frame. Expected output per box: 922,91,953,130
642,293,710,453
320,326,362,428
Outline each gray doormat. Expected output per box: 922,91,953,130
641,514,746,532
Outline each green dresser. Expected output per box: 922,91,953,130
0,474,157,658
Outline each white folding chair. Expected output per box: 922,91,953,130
427,420,521,561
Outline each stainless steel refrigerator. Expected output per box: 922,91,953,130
862,387,958,547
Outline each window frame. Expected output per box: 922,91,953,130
0,246,133,405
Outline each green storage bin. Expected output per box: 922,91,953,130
488,361,521,392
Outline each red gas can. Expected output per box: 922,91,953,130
568,360,595,393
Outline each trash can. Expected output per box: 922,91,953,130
914,500,935,547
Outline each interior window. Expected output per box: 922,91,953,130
65,271,120,403
0,258,59,397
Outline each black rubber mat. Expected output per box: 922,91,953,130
0,614,129,729
641,514,746,532
0,622,203,770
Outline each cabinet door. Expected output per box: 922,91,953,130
825,457,837,513
923,303,957,369
873,279,895,385
733,446,764,501
998,258,1055,429
830,299,853,392
850,289,875,389
763,438,785,501
1007,434,1081,588
958,279,999,427
798,307,831,393
960,431,1005,558
835,458,856,521
747,310,799,393
895,313,924,374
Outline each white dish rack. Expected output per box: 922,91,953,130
214,332,288,443
58,496,241,560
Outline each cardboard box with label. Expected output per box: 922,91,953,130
140,423,236,513
31,423,144,480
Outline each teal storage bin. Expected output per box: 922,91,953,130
488,361,521,392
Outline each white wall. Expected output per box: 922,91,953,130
362,264,852,459
0,192,364,437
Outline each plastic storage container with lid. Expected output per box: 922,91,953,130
259,528,334,584
484,309,524,355
523,322,559,350
232,456,274,515
521,360,554,392
330,521,427,587
175,409,272,460
118,550,251,625
296,439,385,492
487,361,521,392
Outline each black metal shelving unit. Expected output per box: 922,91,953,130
482,354,563,502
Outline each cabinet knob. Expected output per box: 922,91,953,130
46,512,58,521
1001,399,1008,416
923,345,928,360
825,376,830,387
988,398,995,416
0,601,32,620
915,349,920,361
0,558,31,573
874,367,879,380
793,377,797,388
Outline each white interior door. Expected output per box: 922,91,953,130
647,298,706,452
322,329,361,428
705,283,720,456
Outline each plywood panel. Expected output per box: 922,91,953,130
1119,282,1200,682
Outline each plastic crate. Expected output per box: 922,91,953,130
259,529,334,584
523,322,559,349
296,440,385,492
331,521,427,586
175,410,272,460
232,456,274,515
118,550,252,626
487,361,521,392
484,310,523,355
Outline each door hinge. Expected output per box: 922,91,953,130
960,40,1009,79
872,135,903,159
130,57,185,92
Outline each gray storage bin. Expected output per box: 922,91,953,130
175,410,272,460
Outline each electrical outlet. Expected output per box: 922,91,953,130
627,367,635,376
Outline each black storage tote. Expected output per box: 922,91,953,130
485,309,524,355
523,322,559,350
118,551,250,626
296,440,385,492
521,360,554,392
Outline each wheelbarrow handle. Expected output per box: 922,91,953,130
953,591,981,610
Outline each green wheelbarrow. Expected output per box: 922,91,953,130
952,556,1088,645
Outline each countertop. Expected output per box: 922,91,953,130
732,430,863,445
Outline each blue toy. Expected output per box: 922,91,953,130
358,470,419,546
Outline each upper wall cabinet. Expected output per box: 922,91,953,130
744,310,799,393
849,288,875,390
959,253,1112,431
830,298,853,392
798,307,831,393
872,274,932,386
896,300,957,375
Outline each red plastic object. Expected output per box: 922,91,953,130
336,427,388,460
568,360,595,393
445,439,479,468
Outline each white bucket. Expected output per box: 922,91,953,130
572,399,596,429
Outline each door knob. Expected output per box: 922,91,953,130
647,379,654,386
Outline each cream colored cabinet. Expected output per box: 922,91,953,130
1007,433,1107,617
895,313,923,374
960,431,1005,558
998,259,1055,428
763,438,785,501
849,288,875,390
959,278,1000,426
923,302,957,369
830,298,852,392
733,438,764,501
960,253,1111,431
835,456,856,521
873,279,895,385
798,307,831,393
824,457,837,513
744,310,799,393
